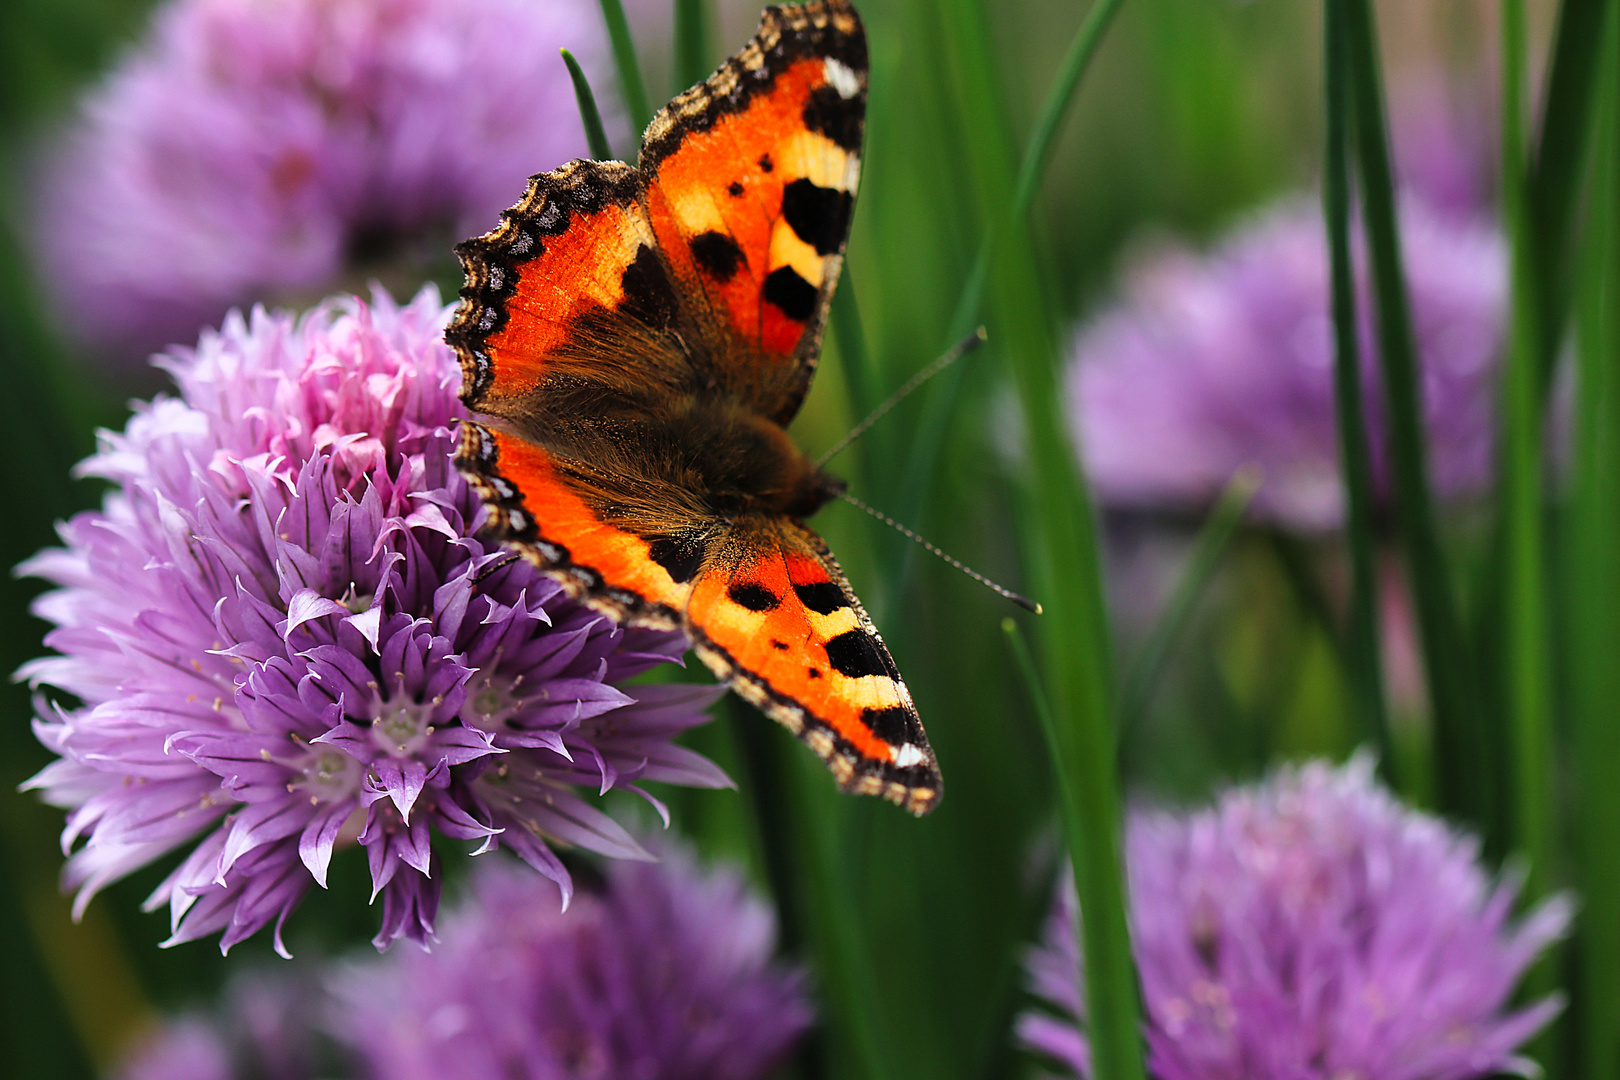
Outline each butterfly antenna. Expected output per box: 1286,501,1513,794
472,551,524,585
816,326,988,469
838,490,1043,614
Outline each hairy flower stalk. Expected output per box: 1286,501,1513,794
21,286,727,953
1021,757,1570,1080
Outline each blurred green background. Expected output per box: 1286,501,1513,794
0,0,1585,1077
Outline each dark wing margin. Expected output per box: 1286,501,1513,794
447,158,653,415
638,0,869,173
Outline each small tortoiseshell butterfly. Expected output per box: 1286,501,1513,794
446,0,941,815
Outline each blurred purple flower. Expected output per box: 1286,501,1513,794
1020,757,1570,1080
21,286,727,954
35,0,617,360
334,847,811,1080
1387,77,1496,223
114,970,319,1080
117,1020,233,1080
1071,193,1504,531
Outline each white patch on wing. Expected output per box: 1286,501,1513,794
823,58,861,99
892,742,926,768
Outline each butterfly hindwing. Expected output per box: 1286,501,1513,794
685,522,941,814
458,423,942,814
457,425,697,630
640,0,866,426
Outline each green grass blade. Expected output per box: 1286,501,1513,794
722,698,805,955
890,0,1126,596
889,248,988,546
787,753,893,1080
1003,617,1061,763
730,696,893,1080
596,0,652,136
1500,0,1556,909
1323,0,1396,784
827,277,907,622
1008,0,1128,223
1340,0,1481,822
1570,8,1620,1074
1498,0,1560,1044
674,0,710,93
1118,468,1258,733
561,49,615,161
831,273,882,428
1529,0,1610,389
936,0,1144,1074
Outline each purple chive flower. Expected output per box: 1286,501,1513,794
113,971,319,1080
1387,77,1496,223
1020,757,1570,1080
334,848,811,1080
116,1020,234,1080
1071,193,1504,532
34,0,618,360
21,286,728,954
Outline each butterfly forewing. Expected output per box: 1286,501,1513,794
640,0,866,424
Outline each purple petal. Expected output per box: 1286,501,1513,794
281,589,349,640
297,802,353,889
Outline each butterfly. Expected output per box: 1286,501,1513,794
445,0,940,815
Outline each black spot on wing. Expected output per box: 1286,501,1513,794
647,534,707,583
793,581,848,615
782,179,852,256
728,181,745,197
764,265,817,321
862,706,917,745
692,231,744,282
619,245,678,330
758,153,774,173
824,629,894,679
803,84,863,152
728,582,780,611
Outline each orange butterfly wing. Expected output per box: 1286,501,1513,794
685,524,940,814
447,160,690,423
460,426,941,815
448,0,942,813
639,0,865,423
459,426,697,629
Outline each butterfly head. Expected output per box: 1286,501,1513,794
782,467,845,520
